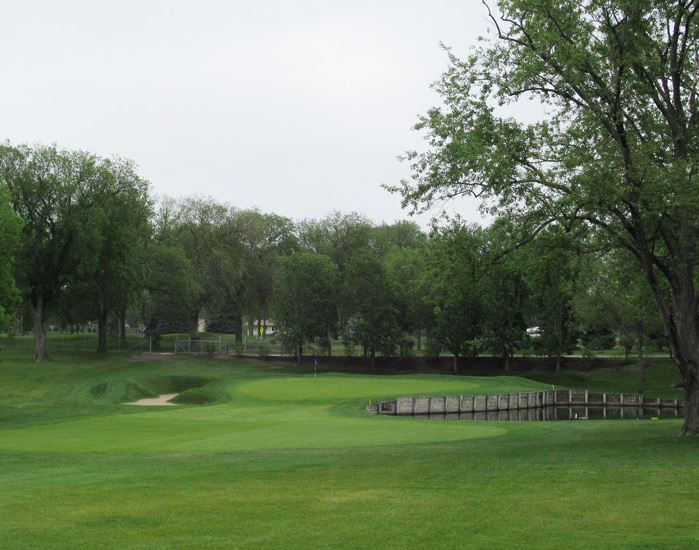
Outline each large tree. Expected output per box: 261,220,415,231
154,197,228,338
427,222,486,372
80,158,152,353
393,1,699,435
522,227,580,372
342,252,401,366
0,144,101,360
272,252,338,364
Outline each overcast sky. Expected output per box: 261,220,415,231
2,1,497,226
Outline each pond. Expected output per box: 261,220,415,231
419,405,684,422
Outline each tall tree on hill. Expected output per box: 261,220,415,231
0,144,100,360
392,1,699,435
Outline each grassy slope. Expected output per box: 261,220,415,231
0,347,696,549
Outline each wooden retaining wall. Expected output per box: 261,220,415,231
377,390,683,415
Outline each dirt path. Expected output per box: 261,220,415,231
126,393,179,406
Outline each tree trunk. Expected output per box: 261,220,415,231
555,354,561,375
637,331,645,386
233,312,243,347
416,329,422,352
188,313,199,340
297,342,303,366
680,372,699,436
97,300,108,354
32,295,48,361
117,308,127,349
503,349,510,373
644,265,699,436
257,318,262,337
452,354,459,374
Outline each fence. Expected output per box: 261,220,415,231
173,338,225,354
378,390,683,415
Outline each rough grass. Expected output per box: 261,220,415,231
0,346,696,549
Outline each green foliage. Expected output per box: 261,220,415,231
0,144,109,358
383,246,433,342
0,182,20,332
520,227,580,360
272,252,338,357
297,211,373,273
427,222,486,361
342,252,401,358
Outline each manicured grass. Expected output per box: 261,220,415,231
0,347,696,549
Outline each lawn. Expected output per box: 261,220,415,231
0,346,696,549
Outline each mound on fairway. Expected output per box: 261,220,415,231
0,373,539,454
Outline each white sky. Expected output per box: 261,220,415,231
1,1,501,226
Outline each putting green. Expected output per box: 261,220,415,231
235,373,481,402
0,373,515,454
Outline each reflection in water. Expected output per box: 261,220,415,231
421,406,683,421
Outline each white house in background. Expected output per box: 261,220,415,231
526,326,542,338
251,320,278,335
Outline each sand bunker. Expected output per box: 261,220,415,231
127,393,179,406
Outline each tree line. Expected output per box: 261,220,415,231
0,142,664,373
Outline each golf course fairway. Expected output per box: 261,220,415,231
0,351,697,549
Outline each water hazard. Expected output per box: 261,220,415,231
420,405,683,421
